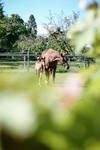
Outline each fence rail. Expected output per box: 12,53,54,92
0,52,89,57
0,52,95,70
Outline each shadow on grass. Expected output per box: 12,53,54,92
56,70,69,73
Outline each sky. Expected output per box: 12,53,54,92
4,0,85,25
4,0,87,35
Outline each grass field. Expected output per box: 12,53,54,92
0,61,87,72
0,62,87,84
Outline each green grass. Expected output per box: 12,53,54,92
0,62,87,84
0,61,86,72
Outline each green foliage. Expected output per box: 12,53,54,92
0,5,78,54
64,1,100,150
17,35,35,52
0,3,37,51
46,27,74,54
69,2,100,57
0,67,100,150
63,65,100,150
27,14,37,37
0,72,67,150
17,26,74,54
0,0,4,19
0,17,13,49
45,11,80,54
33,36,47,52
17,35,47,52
0,15,28,50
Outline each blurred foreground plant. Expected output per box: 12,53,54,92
0,72,69,150
64,0,100,150
69,1,100,58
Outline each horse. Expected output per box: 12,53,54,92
35,60,44,85
41,49,69,83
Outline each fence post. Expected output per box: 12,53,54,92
84,56,87,68
27,51,30,70
87,58,90,67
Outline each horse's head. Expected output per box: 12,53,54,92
60,54,70,70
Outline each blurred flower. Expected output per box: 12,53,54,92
61,74,84,109
0,93,36,138
79,0,88,9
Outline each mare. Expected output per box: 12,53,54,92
41,49,69,83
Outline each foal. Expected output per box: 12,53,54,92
35,60,44,85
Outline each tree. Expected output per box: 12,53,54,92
27,14,37,38
10,14,24,24
43,11,79,54
0,0,4,19
0,14,27,50
17,35,47,53
47,10,79,31
46,26,74,54
9,14,27,47
0,17,11,50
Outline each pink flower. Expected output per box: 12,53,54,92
61,74,84,109
63,74,83,97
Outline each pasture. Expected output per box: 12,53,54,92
0,62,85,84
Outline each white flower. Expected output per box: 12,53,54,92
79,0,88,9
0,93,36,138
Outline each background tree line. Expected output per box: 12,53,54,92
0,0,37,52
0,0,82,54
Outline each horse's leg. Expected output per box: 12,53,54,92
52,62,57,83
52,68,56,83
40,71,42,79
37,70,41,86
45,69,49,84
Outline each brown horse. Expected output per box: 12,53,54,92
41,49,69,83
